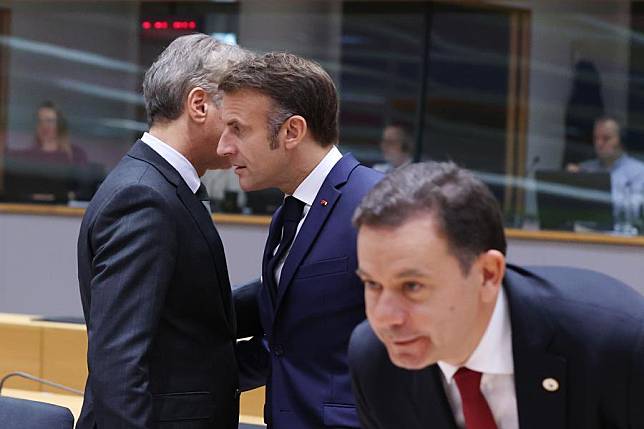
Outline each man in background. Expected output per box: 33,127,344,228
567,116,644,200
217,52,382,428
349,161,644,429
77,34,249,428
373,123,413,173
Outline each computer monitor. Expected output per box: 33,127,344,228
535,170,613,231
1,157,73,204
244,188,283,215
1,156,105,204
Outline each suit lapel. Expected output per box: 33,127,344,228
413,366,459,429
176,184,235,335
128,141,235,336
273,154,360,315
505,267,567,429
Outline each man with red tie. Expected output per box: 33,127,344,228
348,161,644,429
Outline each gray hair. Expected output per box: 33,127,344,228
143,33,252,125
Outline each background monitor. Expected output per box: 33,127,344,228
535,169,613,231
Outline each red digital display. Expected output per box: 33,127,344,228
141,20,197,32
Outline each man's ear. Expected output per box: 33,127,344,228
478,249,505,303
282,115,307,150
186,87,208,123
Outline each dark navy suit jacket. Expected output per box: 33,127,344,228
77,141,239,428
235,154,382,428
349,265,644,429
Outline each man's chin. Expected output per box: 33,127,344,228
239,177,260,192
385,345,433,370
239,179,257,192
238,177,272,193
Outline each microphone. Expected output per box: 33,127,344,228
527,155,541,176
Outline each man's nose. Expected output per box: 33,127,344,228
217,130,235,157
370,290,406,328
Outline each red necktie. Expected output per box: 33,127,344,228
453,367,498,429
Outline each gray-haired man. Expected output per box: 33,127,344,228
77,34,250,428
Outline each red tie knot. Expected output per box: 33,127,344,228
454,367,482,388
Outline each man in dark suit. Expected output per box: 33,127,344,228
216,53,382,428
349,161,644,429
76,34,250,428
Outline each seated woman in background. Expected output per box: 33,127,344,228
18,101,87,165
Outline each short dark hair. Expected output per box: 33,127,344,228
219,52,339,148
353,162,507,274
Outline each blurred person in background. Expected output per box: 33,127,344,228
373,124,413,173
19,100,87,165
567,116,644,230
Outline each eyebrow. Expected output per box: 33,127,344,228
355,268,430,278
394,268,430,278
355,268,368,277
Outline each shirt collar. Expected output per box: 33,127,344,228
141,132,201,193
291,145,343,206
611,153,629,171
438,286,514,384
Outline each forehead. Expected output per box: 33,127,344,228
38,107,56,117
594,120,618,136
382,126,404,141
357,215,453,273
222,89,272,120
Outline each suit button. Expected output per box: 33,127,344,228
273,344,284,356
234,388,241,399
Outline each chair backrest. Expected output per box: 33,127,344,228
0,396,74,429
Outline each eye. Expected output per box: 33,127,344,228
228,123,240,135
363,280,381,291
403,282,423,293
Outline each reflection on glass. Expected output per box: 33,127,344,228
0,1,643,237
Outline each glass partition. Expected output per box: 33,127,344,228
0,0,643,233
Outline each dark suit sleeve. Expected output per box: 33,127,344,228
630,322,644,425
349,322,381,429
233,279,263,338
233,279,269,391
351,367,380,429
86,184,177,428
236,336,270,391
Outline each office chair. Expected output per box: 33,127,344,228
0,396,74,429
0,371,79,429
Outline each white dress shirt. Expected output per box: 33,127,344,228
141,132,200,193
437,287,519,429
273,146,343,284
